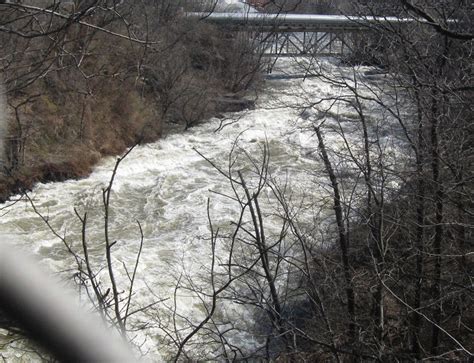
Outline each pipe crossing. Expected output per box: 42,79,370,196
185,12,408,63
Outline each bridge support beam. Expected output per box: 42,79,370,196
251,30,361,72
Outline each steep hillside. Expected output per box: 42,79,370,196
0,3,262,201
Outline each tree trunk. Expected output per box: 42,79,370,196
315,126,357,343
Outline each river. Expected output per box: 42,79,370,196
0,58,403,361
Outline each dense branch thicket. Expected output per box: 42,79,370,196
347,4,473,356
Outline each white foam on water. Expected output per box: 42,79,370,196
0,58,408,359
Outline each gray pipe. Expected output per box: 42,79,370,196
185,12,415,30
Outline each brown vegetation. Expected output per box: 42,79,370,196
0,1,262,202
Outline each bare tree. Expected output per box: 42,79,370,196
277,0,474,359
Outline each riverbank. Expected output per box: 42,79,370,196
0,18,261,203
0,87,257,203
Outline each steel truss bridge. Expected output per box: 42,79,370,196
187,12,412,60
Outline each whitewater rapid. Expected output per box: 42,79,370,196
0,59,405,360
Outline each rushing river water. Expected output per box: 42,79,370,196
0,59,404,360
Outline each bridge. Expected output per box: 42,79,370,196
186,12,413,62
